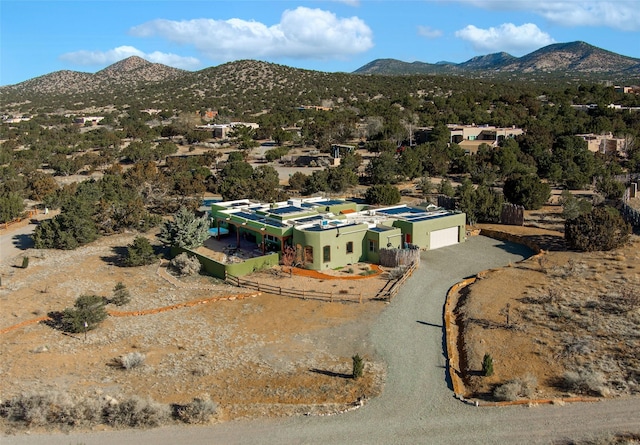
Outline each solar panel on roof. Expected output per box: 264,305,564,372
235,211,289,228
269,205,305,215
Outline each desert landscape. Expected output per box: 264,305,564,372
1,204,639,435
0,227,391,432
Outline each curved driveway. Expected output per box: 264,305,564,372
4,236,640,444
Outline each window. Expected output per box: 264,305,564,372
304,246,313,263
323,245,331,262
346,241,354,254
368,239,378,253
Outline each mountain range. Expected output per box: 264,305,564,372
353,42,640,77
1,41,638,101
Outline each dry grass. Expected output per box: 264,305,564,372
457,222,640,401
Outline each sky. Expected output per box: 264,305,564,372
2,0,640,86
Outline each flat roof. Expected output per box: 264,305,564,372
268,205,306,215
235,211,289,228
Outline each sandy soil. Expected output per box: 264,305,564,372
456,209,640,402
0,230,389,429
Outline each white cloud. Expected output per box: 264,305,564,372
417,26,443,39
455,23,555,53
59,45,201,69
129,6,374,61
456,1,640,31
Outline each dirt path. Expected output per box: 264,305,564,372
6,236,637,444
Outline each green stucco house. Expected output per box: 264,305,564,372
204,197,466,276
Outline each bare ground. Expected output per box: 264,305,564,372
0,231,389,432
456,209,640,403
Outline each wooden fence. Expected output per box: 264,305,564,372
226,261,419,303
1,210,37,230
374,261,418,301
225,273,366,303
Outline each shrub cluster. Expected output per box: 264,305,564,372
561,369,607,396
115,352,146,370
0,392,218,430
174,396,218,424
493,374,537,401
170,252,202,276
565,206,631,252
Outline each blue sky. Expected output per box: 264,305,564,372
2,0,640,86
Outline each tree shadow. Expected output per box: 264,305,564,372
492,240,535,257
309,368,353,379
43,311,64,331
12,233,34,250
100,246,128,266
416,320,443,328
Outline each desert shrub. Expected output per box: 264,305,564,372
124,236,157,266
0,392,98,427
559,189,592,220
561,370,607,396
115,352,146,370
565,206,631,252
482,353,494,377
169,252,201,276
352,354,364,379
103,396,169,428
61,294,108,333
174,396,218,424
493,374,537,401
21,256,29,269
111,282,131,306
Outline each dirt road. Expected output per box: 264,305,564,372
3,236,639,444
0,221,36,264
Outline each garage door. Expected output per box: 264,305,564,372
429,227,459,250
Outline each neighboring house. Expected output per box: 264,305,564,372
1,116,32,124
448,125,524,154
208,197,466,275
196,122,259,139
413,124,524,154
74,116,104,125
576,133,628,156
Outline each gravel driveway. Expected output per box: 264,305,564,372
4,236,639,444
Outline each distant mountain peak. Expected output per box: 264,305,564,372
98,56,153,74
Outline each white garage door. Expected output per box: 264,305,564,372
429,227,459,250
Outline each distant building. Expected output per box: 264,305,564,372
1,116,31,124
576,133,629,156
73,116,104,125
196,122,259,138
413,124,524,154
